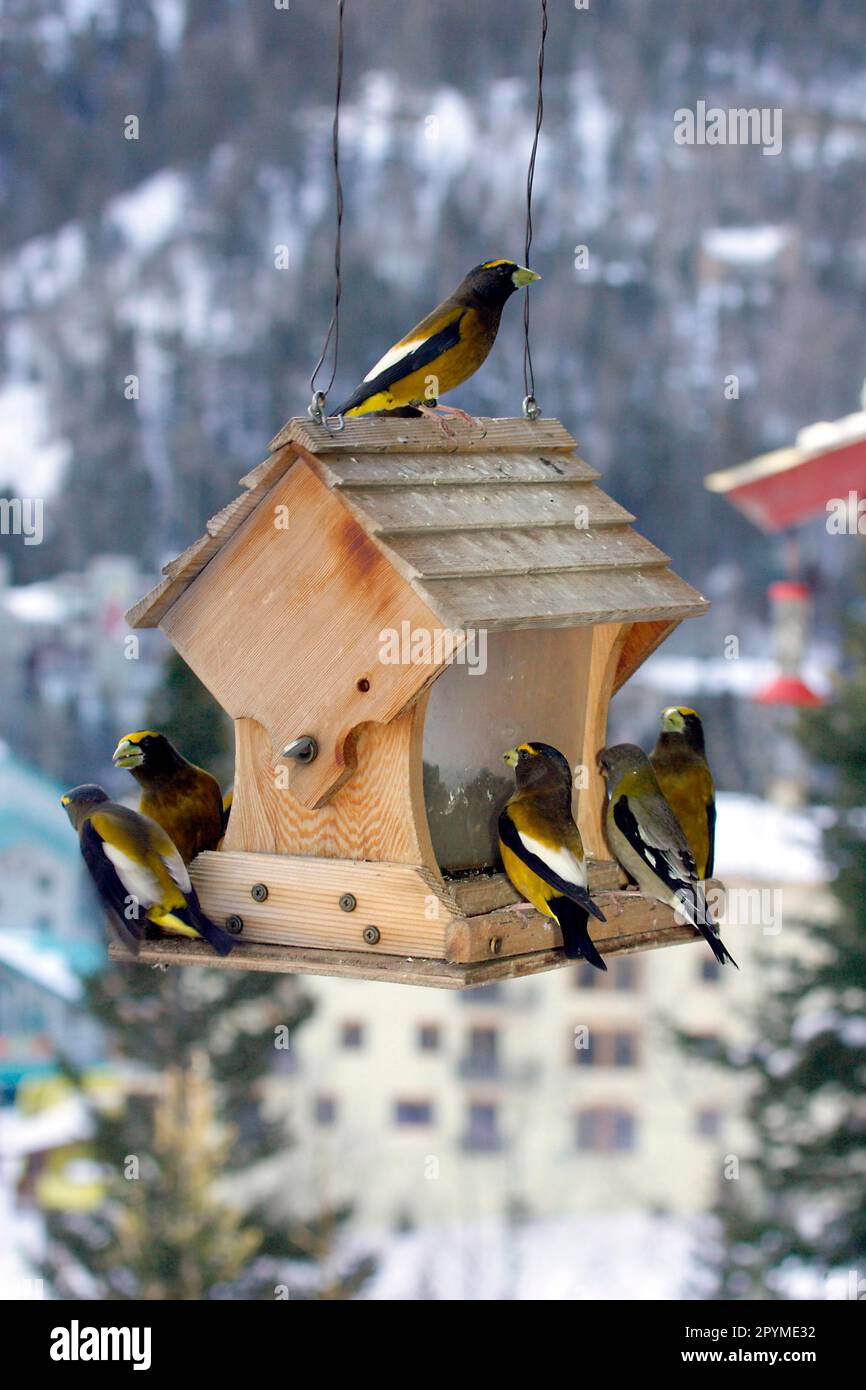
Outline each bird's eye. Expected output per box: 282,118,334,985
519,748,529,761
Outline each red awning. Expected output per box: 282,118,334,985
705,420,866,533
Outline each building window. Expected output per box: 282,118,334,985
573,1030,639,1068
462,1101,503,1152
460,1026,500,1077
613,1031,638,1067
696,1106,722,1138
418,1023,440,1052
340,1021,364,1049
315,1095,337,1126
575,956,639,991
576,1107,637,1153
394,1099,433,1127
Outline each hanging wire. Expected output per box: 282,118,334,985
522,0,547,421
308,0,347,431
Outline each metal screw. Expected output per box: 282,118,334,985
488,936,502,955
282,735,318,764
339,893,357,913
251,883,269,902
225,915,244,935
362,925,380,945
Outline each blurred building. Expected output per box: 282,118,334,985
0,743,103,1101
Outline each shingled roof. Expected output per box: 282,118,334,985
128,416,708,631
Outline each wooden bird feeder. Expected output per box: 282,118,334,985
119,415,712,987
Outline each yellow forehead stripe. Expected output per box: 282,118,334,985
122,730,157,744
517,742,540,755
60,794,70,805
676,707,698,718
481,258,512,269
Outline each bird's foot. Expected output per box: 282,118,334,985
433,404,478,426
414,403,480,436
414,403,457,436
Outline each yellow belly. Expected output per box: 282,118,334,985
500,841,556,918
346,315,495,415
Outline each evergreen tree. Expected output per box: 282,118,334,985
42,652,373,1300
145,650,233,785
692,613,866,1299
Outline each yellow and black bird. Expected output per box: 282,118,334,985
333,260,540,424
597,743,736,968
112,730,225,865
498,742,607,970
61,784,234,956
650,706,716,881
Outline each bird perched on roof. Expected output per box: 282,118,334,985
597,744,736,968
333,260,540,427
650,706,716,881
498,742,607,970
61,785,235,957
112,731,225,865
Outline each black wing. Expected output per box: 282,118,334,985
705,797,716,879
612,795,698,898
79,820,144,955
335,311,465,414
498,809,606,923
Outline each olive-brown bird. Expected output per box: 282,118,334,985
112,730,224,865
650,706,716,880
61,784,234,956
498,742,607,970
333,260,540,424
597,743,736,968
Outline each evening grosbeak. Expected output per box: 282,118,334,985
498,742,607,970
333,260,540,425
597,744,737,968
650,706,716,880
61,785,234,957
112,730,224,865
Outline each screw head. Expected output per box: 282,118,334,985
362,925,380,946
339,893,357,913
225,915,244,935
251,883,269,903
282,735,318,764
488,936,502,955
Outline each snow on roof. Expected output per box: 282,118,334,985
0,931,84,1003
714,792,826,885
629,650,833,702
702,225,790,267
0,1095,92,1159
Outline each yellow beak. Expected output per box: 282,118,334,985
112,738,144,769
512,266,541,288
503,747,519,767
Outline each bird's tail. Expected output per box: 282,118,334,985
675,886,738,969
551,896,607,971
159,891,235,957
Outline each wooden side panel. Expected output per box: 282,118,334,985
318,451,600,487
575,622,629,858
225,707,439,873
190,851,458,957
159,459,450,808
613,617,682,693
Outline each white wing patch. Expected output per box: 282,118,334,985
363,336,426,383
102,842,162,908
160,843,192,895
517,830,587,889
